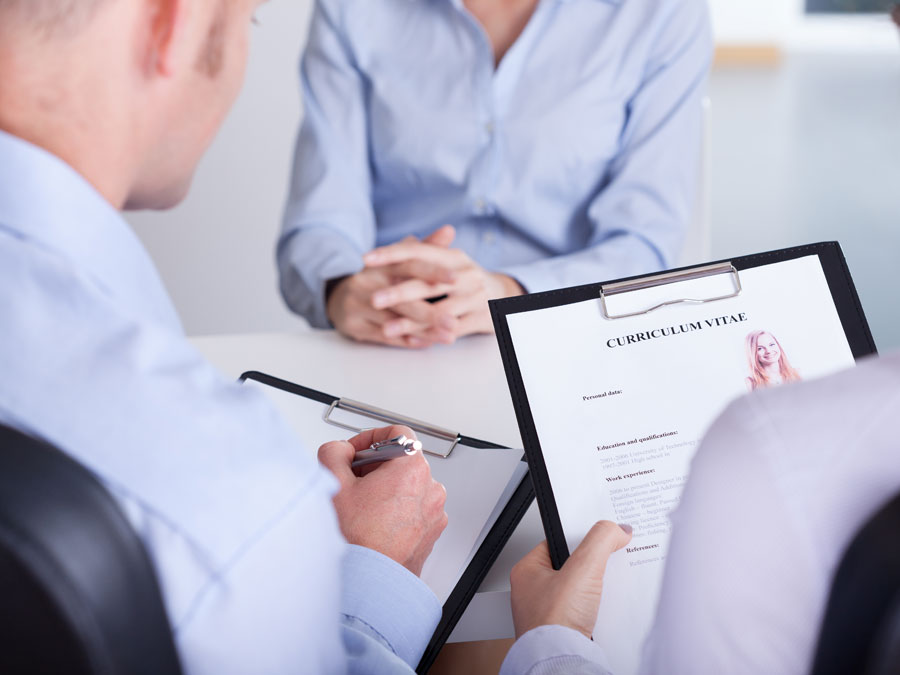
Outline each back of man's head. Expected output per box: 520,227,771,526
0,0,260,211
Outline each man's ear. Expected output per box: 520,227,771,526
143,0,185,77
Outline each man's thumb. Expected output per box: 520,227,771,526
565,521,632,578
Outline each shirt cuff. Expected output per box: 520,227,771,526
497,232,663,296
341,544,442,668
277,226,365,328
500,625,612,675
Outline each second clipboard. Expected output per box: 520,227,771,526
489,241,876,571
237,370,535,674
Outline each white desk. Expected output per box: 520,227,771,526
191,328,545,642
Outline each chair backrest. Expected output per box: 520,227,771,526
0,423,183,675
810,492,900,675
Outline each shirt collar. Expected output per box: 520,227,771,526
0,129,182,333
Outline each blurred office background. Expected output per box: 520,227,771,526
127,0,900,349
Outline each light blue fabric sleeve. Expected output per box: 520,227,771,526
500,626,612,675
638,396,821,674
157,529,441,675
340,545,443,672
278,0,373,328
131,488,349,675
499,0,712,292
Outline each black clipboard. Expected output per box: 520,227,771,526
490,242,876,571
237,371,535,673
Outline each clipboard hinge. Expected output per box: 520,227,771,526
599,262,742,320
324,398,460,458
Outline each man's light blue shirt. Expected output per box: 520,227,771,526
278,0,712,327
0,129,440,674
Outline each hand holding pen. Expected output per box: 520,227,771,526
317,425,448,576
351,434,423,468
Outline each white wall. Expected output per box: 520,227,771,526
788,12,900,53
709,0,899,52
708,0,794,45
127,0,315,336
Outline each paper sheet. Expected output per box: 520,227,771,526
506,256,856,673
242,378,524,605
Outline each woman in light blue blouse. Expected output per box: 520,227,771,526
278,0,712,348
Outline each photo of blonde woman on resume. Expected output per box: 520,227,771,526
745,329,803,391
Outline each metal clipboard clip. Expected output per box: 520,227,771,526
599,262,743,320
324,398,460,458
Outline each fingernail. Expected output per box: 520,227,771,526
364,252,380,264
372,292,389,308
384,322,402,337
407,337,425,348
618,523,633,534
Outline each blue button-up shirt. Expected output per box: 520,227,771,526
0,129,440,674
278,0,712,327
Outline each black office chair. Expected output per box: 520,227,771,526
811,492,900,675
0,423,182,674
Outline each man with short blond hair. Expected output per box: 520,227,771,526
0,1,448,672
